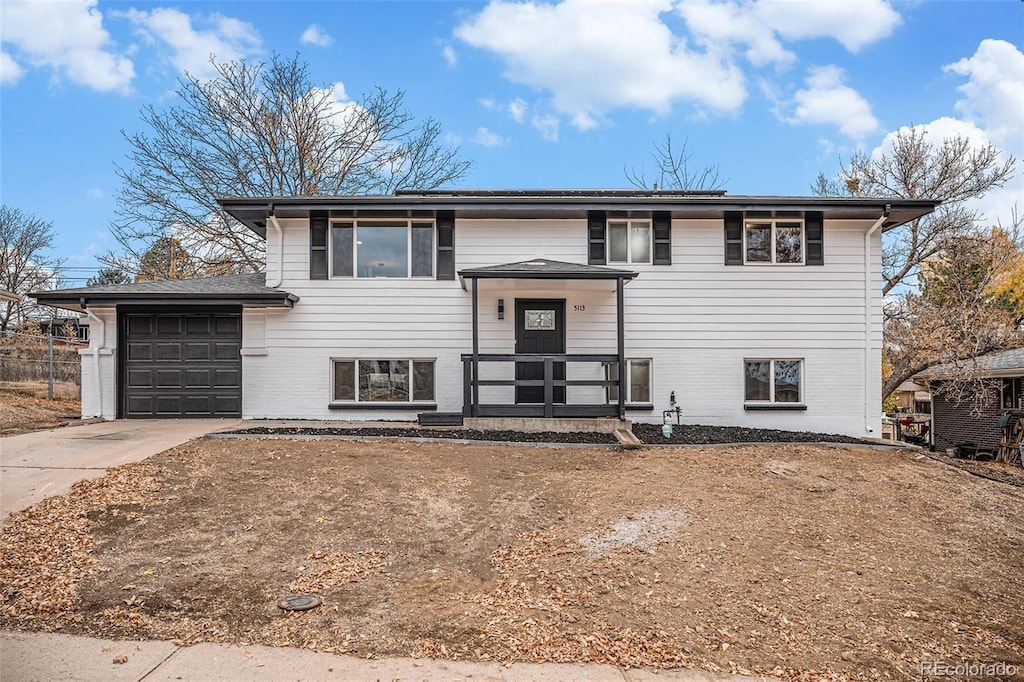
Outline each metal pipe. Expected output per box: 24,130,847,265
267,214,284,288
864,207,890,434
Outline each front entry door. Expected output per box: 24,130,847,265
515,299,566,404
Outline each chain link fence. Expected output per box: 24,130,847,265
0,330,84,401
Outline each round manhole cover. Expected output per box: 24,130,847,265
277,595,322,611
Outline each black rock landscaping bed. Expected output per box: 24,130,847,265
632,423,877,445
222,423,877,446
224,426,618,444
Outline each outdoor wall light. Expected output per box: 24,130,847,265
498,298,505,320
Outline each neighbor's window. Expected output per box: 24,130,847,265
332,359,435,402
606,359,652,404
608,220,651,264
745,220,803,264
331,220,434,278
744,359,803,403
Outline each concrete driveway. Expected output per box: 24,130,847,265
1,419,240,520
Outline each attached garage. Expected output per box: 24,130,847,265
120,308,242,417
32,274,298,420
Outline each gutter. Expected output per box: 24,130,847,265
267,211,284,288
82,300,106,420
864,206,890,434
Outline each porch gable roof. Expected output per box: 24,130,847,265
458,258,638,281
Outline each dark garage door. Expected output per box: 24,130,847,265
120,309,242,417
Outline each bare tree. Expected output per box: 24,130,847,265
813,126,1015,295
625,134,725,191
815,127,1018,402
107,53,473,277
0,205,64,333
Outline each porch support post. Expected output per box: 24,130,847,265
471,276,480,417
616,276,625,420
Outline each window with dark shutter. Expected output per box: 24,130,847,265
724,211,743,265
805,211,824,265
653,211,671,265
310,211,328,279
436,211,455,280
588,211,607,265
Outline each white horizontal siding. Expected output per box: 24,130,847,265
245,216,882,436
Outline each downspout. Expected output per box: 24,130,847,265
864,205,890,434
266,212,284,288
82,300,106,419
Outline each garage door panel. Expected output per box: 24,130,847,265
156,316,183,335
183,343,211,360
121,309,241,418
127,342,152,361
214,342,240,360
213,369,240,387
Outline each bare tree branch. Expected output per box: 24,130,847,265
107,54,473,278
0,205,65,333
625,133,726,191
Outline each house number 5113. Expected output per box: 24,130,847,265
573,304,585,312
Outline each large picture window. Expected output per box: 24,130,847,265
606,359,652,404
331,220,434,278
332,359,435,402
744,359,803,404
608,220,651,264
744,220,804,264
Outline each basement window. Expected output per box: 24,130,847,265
332,359,435,402
744,359,803,405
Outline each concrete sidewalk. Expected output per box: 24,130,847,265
1,419,239,519
0,631,763,681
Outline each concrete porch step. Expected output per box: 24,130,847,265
463,417,630,434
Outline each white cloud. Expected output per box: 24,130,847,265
943,39,1024,157
471,127,506,147
0,51,24,84
676,0,794,68
85,187,104,199
531,113,559,142
455,0,746,129
119,8,261,79
507,97,527,123
787,65,878,139
754,0,901,52
442,43,457,67
300,24,333,48
0,0,133,92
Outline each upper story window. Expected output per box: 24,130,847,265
607,220,651,264
331,220,434,278
745,219,804,264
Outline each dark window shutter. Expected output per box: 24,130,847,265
588,211,606,265
805,211,824,265
436,211,455,280
724,211,743,265
310,211,328,279
653,211,671,265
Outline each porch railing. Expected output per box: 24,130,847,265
461,353,622,418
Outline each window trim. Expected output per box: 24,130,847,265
331,357,437,404
743,218,805,265
743,358,805,407
606,358,652,405
607,219,652,265
330,219,436,279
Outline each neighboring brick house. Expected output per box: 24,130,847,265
916,347,1024,453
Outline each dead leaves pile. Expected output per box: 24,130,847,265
288,551,386,593
0,464,162,628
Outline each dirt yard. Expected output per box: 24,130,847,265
0,385,81,435
1,437,1021,680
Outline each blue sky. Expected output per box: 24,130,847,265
1,0,1022,283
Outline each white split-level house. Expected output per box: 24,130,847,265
34,190,939,438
